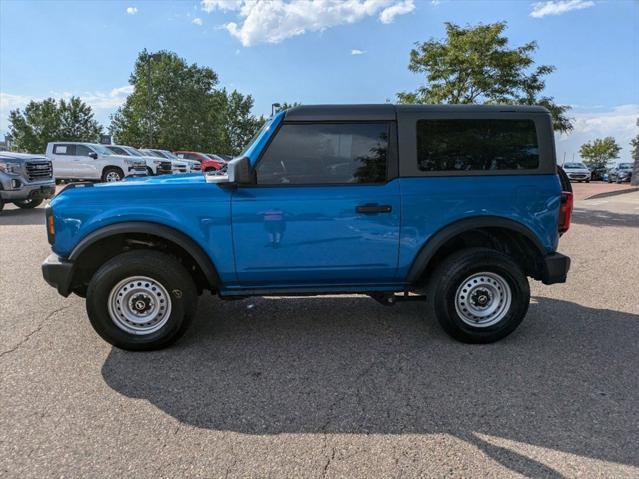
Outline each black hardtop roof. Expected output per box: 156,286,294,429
284,103,550,121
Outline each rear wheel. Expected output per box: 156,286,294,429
102,167,124,182
14,198,43,209
86,250,198,351
0,199,4,213
427,248,530,343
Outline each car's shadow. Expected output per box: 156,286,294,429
102,295,639,476
0,206,46,226
572,207,639,228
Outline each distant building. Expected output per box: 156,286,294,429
0,134,13,151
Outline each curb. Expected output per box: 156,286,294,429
585,187,639,200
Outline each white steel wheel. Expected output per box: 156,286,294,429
107,276,172,335
454,272,512,328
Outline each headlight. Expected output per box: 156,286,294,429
153,160,163,165
0,160,21,174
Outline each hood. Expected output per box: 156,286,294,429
96,172,205,188
0,152,48,163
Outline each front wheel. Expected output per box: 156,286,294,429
14,198,43,209
426,248,530,343
102,167,124,182
86,250,198,350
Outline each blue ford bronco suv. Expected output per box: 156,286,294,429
42,105,572,350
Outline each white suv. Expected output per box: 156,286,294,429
46,142,147,182
141,149,200,173
104,145,173,176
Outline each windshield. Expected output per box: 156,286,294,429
150,150,170,159
240,119,271,158
564,162,587,169
156,149,179,160
92,144,114,155
618,163,633,170
123,146,144,157
206,154,225,162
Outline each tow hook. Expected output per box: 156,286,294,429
370,293,397,306
369,292,428,306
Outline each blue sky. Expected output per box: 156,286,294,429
1,0,638,162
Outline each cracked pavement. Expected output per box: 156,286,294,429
1,193,638,478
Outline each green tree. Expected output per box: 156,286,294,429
8,97,102,153
220,89,266,156
397,22,573,133
110,50,226,151
579,137,621,169
631,134,638,160
631,133,639,186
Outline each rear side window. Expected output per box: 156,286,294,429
257,123,389,185
416,119,539,172
53,144,75,155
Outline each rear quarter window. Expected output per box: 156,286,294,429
416,119,539,172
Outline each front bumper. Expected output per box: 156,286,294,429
0,181,56,201
541,252,571,285
42,253,74,297
567,173,590,181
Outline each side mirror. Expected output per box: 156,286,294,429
88,152,98,160
228,156,255,185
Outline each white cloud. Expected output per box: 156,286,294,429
202,0,416,46
530,0,594,18
0,86,134,133
126,6,138,15
556,104,639,164
192,17,204,25
201,0,243,12
351,49,366,55
379,0,414,24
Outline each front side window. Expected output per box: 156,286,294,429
256,123,389,185
417,119,539,172
75,145,92,157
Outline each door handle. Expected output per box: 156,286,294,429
356,203,392,214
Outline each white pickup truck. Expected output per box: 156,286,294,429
46,142,146,182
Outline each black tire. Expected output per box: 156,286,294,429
86,250,198,351
0,199,4,213
426,247,530,344
585,180,590,183
101,167,124,182
13,198,43,209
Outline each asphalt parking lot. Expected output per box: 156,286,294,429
1,190,638,478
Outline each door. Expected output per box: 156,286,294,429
50,144,75,178
72,144,100,179
231,121,401,287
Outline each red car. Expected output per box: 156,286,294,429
174,151,225,172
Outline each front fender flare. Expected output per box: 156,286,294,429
69,221,220,288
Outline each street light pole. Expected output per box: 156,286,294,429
147,53,160,148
